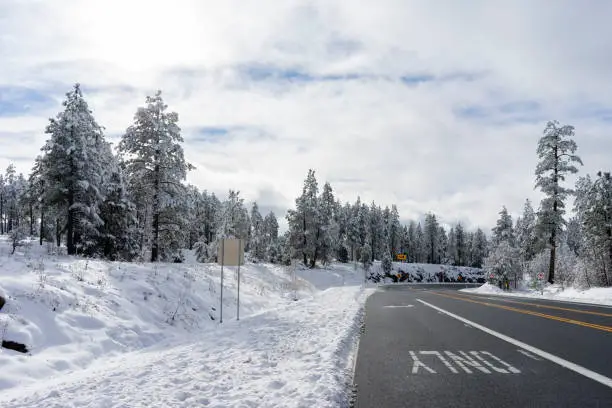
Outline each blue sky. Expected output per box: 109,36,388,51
1,0,612,230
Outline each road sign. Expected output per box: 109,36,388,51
537,273,544,280
396,254,407,261
217,239,245,323
489,273,494,279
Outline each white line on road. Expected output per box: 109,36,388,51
517,349,542,361
416,298,612,389
384,305,414,308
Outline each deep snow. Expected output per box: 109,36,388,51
0,236,373,407
461,282,612,306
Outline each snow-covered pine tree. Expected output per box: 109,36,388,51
389,205,402,258
381,245,393,277
535,120,582,283
492,206,515,246
564,217,582,257
249,202,265,261
406,221,417,262
416,222,426,263
483,240,520,286
455,222,467,266
346,199,361,261
424,213,440,264
119,90,193,261
369,203,384,261
465,231,475,267
437,226,448,265
318,182,337,265
516,199,538,264
183,185,203,250
216,190,249,240
40,84,108,255
470,228,488,268
286,170,321,267
96,145,139,260
447,226,457,265
361,242,373,272
574,172,612,286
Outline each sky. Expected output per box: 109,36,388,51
1,0,611,232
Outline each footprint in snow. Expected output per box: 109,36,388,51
268,380,285,390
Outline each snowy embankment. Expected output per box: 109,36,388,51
461,282,612,306
0,236,373,407
389,262,485,282
0,287,369,408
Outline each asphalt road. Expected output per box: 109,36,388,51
353,286,612,408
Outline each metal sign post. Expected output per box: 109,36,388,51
220,240,225,323
237,239,242,321
217,238,245,323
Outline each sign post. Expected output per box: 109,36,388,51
217,238,245,323
219,240,225,323
537,272,544,295
237,239,242,321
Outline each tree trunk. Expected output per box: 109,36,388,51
39,207,44,245
0,192,4,234
549,144,559,284
302,212,307,266
67,200,76,255
151,163,161,262
56,217,61,247
29,203,34,236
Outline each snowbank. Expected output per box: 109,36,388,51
388,262,485,283
461,282,612,306
0,237,314,391
0,286,372,408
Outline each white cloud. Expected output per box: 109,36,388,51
1,0,611,232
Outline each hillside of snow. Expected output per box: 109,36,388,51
0,236,316,390
0,236,374,407
386,261,485,283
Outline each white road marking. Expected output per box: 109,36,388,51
444,351,491,374
410,351,436,374
417,298,612,389
517,349,542,361
420,351,458,373
384,305,414,308
478,351,521,374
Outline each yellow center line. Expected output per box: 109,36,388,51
450,292,612,318
431,292,612,333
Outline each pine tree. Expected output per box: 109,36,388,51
437,226,448,264
416,222,426,263
455,222,467,266
119,90,193,261
470,228,488,268
97,149,138,260
346,199,361,262
424,213,440,263
516,199,538,263
216,190,249,240
249,202,265,261
484,241,520,285
535,120,582,283
389,205,402,258
492,206,515,246
40,84,108,255
286,170,322,267
574,172,612,286
369,203,384,261
318,182,337,264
